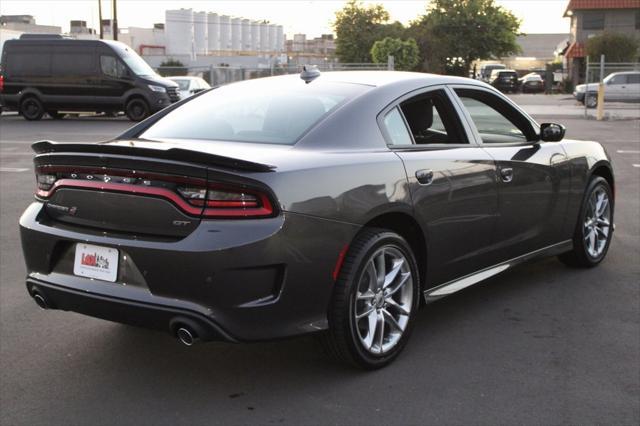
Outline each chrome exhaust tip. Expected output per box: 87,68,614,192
176,326,199,346
33,293,49,310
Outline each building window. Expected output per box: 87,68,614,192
582,11,605,30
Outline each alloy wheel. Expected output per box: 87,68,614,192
583,186,611,258
353,246,413,355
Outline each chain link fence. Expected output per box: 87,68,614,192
582,58,640,119
156,62,391,87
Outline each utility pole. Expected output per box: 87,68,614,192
98,0,103,39
112,0,118,41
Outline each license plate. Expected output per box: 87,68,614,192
73,243,119,282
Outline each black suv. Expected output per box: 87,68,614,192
490,70,519,93
0,35,180,121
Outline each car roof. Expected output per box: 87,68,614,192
610,71,640,75
257,71,485,88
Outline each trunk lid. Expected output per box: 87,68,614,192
33,140,278,238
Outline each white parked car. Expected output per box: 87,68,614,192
573,71,640,108
167,76,211,100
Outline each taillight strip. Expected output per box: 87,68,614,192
38,179,274,218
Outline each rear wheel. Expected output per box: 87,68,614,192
318,228,420,369
125,98,150,121
20,96,44,121
559,176,613,267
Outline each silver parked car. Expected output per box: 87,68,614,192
167,76,211,99
574,71,640,108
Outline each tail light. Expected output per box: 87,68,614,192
176,184,273,217
35,166,275,219
0,75,4,92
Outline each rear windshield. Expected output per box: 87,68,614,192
141,78,367,145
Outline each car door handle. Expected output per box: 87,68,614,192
499,167,514,183
415,169,434,185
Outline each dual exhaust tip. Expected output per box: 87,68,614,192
32,292,50,310
176,326,199,346
31,290,204,347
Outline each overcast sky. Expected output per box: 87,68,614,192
0,0,570,38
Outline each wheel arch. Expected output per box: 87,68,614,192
589,161,615,199
362,211,428,298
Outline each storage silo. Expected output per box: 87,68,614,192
230,18,241,51
275,25,284,52
241,19,251,52
250,20,261,52
219,15,231,51
268,24,277,52
207,13,219,52
165,9,194,56
194,11,208,55
259,22,269,52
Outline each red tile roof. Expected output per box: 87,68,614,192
565,41,586,59
564,0,640,16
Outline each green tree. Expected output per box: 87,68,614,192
410,0,521,75
333,0,405,63
586,32,640,62
371,37,420,70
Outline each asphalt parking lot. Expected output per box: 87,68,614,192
1,97,639,425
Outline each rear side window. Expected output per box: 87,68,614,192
393,89,468,145
383,108,413,146
6,51,51,77
628,73,640,84
52,52,95,76
141,80,366,145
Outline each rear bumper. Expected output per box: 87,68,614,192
20,202,360,341
27,277,236,342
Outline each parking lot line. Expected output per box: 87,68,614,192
0,167,29,172
633,164,640,168
617,150,640,154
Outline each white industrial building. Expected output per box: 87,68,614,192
162,8,285,57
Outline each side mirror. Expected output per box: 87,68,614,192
540,123,565,142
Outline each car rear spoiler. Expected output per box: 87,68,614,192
31,140,276,173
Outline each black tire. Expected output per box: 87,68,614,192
559,176,614,268
125,98,150,121
20,96,44,121
47,110,65,119
318,228,421,369
586,93,597,108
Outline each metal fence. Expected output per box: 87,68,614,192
155,62,392,87
585,60,640,84
583,58,639,119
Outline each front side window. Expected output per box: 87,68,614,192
141,80,366,145
608,74,627,85
455,88,536,144
628,73,640,84
100,56,127,78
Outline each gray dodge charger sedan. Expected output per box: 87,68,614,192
20,71,615,369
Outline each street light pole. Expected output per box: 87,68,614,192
98,0,103,39
112,0,118,41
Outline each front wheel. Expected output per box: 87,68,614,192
559,176,613,267
318,228,420,369
125,98,150,121
586,94,597,108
